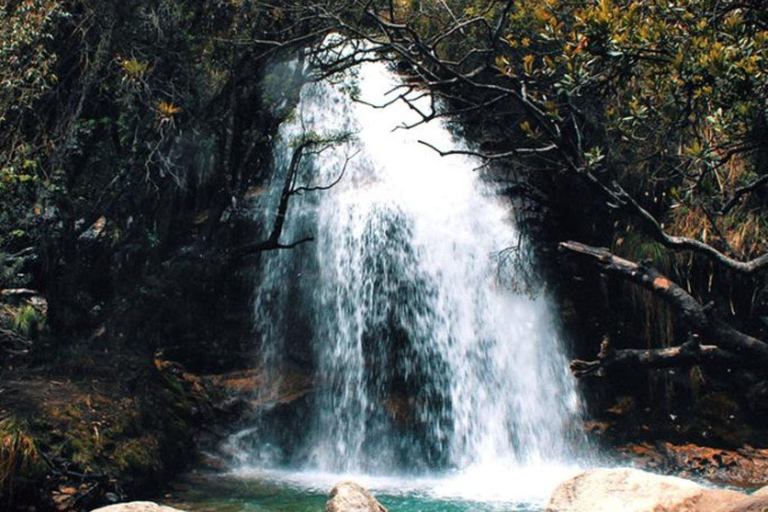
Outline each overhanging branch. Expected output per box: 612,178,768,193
610,184,768,275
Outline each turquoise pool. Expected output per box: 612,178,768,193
163,465,579,512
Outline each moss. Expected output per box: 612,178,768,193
113,436,161,476
163,375,189,410
39,403,100,471
32,394,149,478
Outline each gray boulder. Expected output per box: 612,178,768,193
326,481,387,512
546,468,768,512
91,502,185,512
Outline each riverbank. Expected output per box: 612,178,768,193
4,339,768,511
0,342,274,511
4,354,768,511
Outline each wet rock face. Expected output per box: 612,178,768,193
614,442,768,488
325,481,387,512
546,468,768,512
91,502,185,512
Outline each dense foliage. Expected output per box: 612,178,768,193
0,0,358,361
1,0,766,412
1,2,768,509
495,0,767,258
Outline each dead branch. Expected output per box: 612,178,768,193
0,288,40,297
291,149,360,195
231,135,353,258
418,140,557,160
609,184,768,274
570,335,743,378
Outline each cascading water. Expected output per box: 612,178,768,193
233,55,585,505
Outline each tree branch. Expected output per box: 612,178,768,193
230,134,353,259
610,184,768,274
570,335,743,378
328,3,768,276
559,241,768,366
718,174,768,216
291,149,359,195
418,140,557,160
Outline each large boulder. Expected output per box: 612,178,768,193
546,468,768,512
91,502,185,512
326,481,387,512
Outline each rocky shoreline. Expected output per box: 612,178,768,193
546,468,768,512
4,350,768,511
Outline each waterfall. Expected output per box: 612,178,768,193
238,56,583,487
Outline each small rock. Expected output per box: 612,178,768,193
78,216,108,242
90,502,185,512
326,481,387,512
546,468,762,512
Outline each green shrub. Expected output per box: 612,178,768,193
12,304,46,340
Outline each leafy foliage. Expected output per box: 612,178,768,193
0,0,356,344
0,0,65,117
494,0,767,257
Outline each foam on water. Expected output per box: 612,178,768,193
231,464,582,507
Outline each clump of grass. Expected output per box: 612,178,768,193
120,57,149,81
617,228,671,271
11,304,45,340
0,418,38,499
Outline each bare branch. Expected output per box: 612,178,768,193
0,288,40,297
231,235,315,256
326,2,768,275
418,140,557,160
231,132,353,258
610,183,768,274
291,149,360,194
